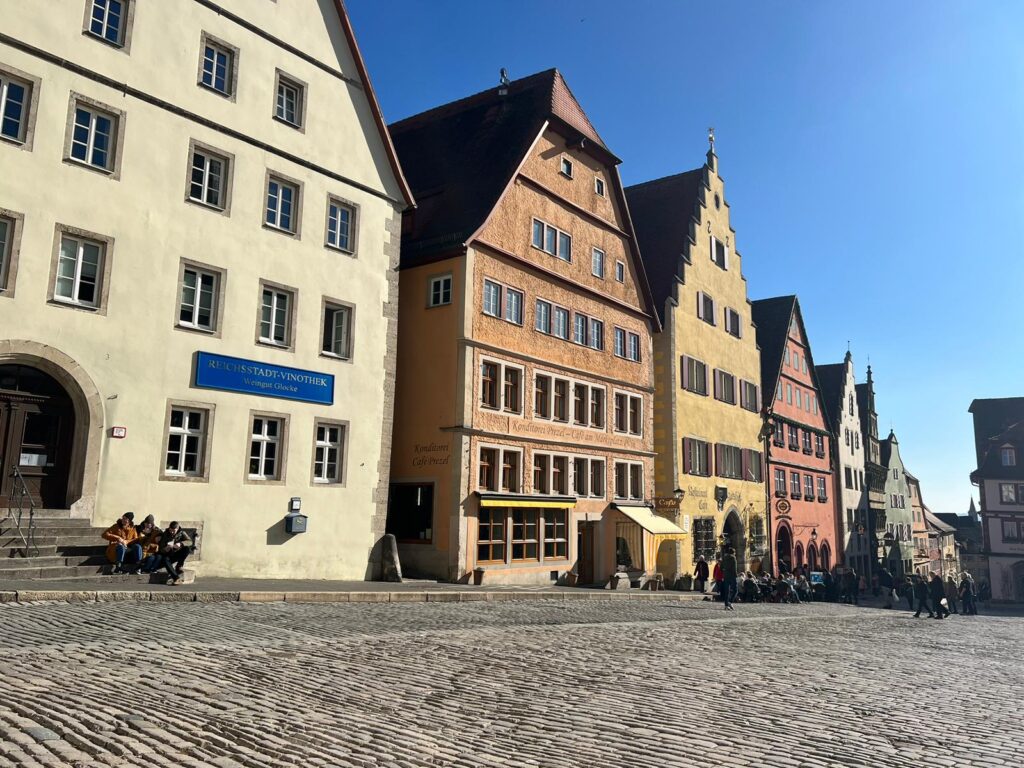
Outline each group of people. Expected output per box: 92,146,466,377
102,512,193,584
692,552,983,617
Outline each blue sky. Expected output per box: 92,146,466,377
349,0,1024,514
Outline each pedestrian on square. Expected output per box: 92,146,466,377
944,575,959,614
878,567,895,609
694,555,710,594
959,572,977,615
841,568,858,605
903,575,915,610
721,547,738,610
712,557,724,601
102,512,141,574
822,568,835,601
929,573,949,619
912,575,933,618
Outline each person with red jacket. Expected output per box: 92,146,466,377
712,558,724,600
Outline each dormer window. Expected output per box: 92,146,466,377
1001,445,1017,467
559,156,574,178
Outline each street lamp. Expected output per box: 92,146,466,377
673,487,685,502
810,528,818,543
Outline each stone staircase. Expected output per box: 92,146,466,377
0,509,188,584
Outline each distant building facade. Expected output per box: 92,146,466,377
970,397,1024,601
878,432,915,578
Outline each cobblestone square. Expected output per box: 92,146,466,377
0,598,1020,768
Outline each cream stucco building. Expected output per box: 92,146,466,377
0,0,411,578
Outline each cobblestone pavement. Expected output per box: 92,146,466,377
0,599,1020,768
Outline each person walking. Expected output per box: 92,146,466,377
944,575,959,614
929,573,949,619
878,566,895,609
912,575,933,618
693,555,710,594
721,547,738,611
959,572,977,615
903,575,915,610
712,557,724,601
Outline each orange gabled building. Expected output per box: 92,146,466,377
385,70,670,585
752,296,838,575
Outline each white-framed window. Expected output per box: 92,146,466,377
999,483,1017,505
249,416,284,480
592,247,605,278
0,216,14,293
69,104,117,171
716,444,743,479
504,287,524,325
724,307,742,338
573,313,589,346
790,471,801,496
189,147,228,209
266,176,299,233
710,235,729,270
817,476,828,500
613,392,643,436
786,383,793,404
535,299,551,333
478,445,523,493
531,218,572,261
681,355,708,396
559,156,574,178
613,327,626,358
614,461,644,500
322,302,352,359
88,0,128,46
553,306,569,339
626,332,640,362
0,72,30,143
615,260,625,282
804,474,815,498
482,279,502,317
590,319,604,351
55,234,103,308
572,382,606,429
179,266,218,331
313,422,346,484
594,176,605,196
480,359,523,414
164,407,207,477
1001,446,1017,467
275,73,304,127
200,38,234,96
429,274,452,307
326,198,355,252
777,382,783,401
683,438,711,477
696,291,716,326
713,369,737,405
740,380,759,412
259,287,292,346
572,456,606,498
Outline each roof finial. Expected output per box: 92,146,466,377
498,67,510,96
708,126,716,153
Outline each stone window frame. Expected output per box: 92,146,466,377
158,398,216,483
263,168,304,238
196,31,240,101
244,408,290,485
174,257,227,338
0,208,25,299
319,294,356,364
46,222,115,316
81,0,137,53
309,418,350,487
255,278,299,352
323,193,359,256
0,63,42,151
62,92,127,180
611,388,643,438
272,68,308,132
184,138,235,216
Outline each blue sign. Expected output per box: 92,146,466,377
194,352,334,405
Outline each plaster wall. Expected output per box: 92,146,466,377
833,360,867,568
0,0,404,578
881,441,915,571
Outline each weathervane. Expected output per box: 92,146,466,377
708,126,715,152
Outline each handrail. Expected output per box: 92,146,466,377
2,465,38,557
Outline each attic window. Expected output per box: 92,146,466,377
1002,445,1017,467
559,157,573,178
594,177,605,196
714,193,721,209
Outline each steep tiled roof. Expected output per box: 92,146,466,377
925,510,956,534
624,169,705,325
751,296,797,397
969,397,1024,473
815,361,847,429
389,69,615,264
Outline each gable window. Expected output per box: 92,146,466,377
199,35,236,96
249,415,285,481
531,218,571,261
740,380,759,412
785,348,791,366
594,176,605,196
711,236,729,270
696,291,717,326
163,406,209,478
178,266,219,331
88,0,128,46
69,102,118,172
681,356,708,396
265,175,300,234
592,247,605,278
626,332,641,362
615,260,625,282
322,302,352,359
535,299,551,333
559,156,574,177
0,71,32,144
188,146,229,210
724,308,742,338
428,275,452,307
259,286,293,347
590,319,604,351
274,71,305,128
326,198,355,252
713,369,736,405
786,383,793,404
683,438,710,477
54,234,104,308
482,279,502,317
313,422,346,485
777,382,782,401
1001,446,1017,467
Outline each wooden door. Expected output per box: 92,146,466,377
0,395,73,509
577,521,595,584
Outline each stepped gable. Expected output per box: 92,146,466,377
624,169,705,325
751,295,798,397
390,69,612,264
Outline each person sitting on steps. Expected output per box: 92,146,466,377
102,512,141,574
159,522,193,585
136,515,163,574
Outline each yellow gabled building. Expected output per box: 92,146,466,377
626,141,768,580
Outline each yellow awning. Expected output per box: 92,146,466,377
614,504,687,539
479,498,576,509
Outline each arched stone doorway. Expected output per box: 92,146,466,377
775,523,792,574
722,508,745,570
807,543,818,572
794,542,805,571
821,542,832,572
0,342,103,517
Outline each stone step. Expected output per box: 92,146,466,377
2,544,57,558
10,569,196,585
1,534,104,548
0,564,111,580
0,554,108,569
0,508,77,519
1,526,107,539
10,518,94,529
